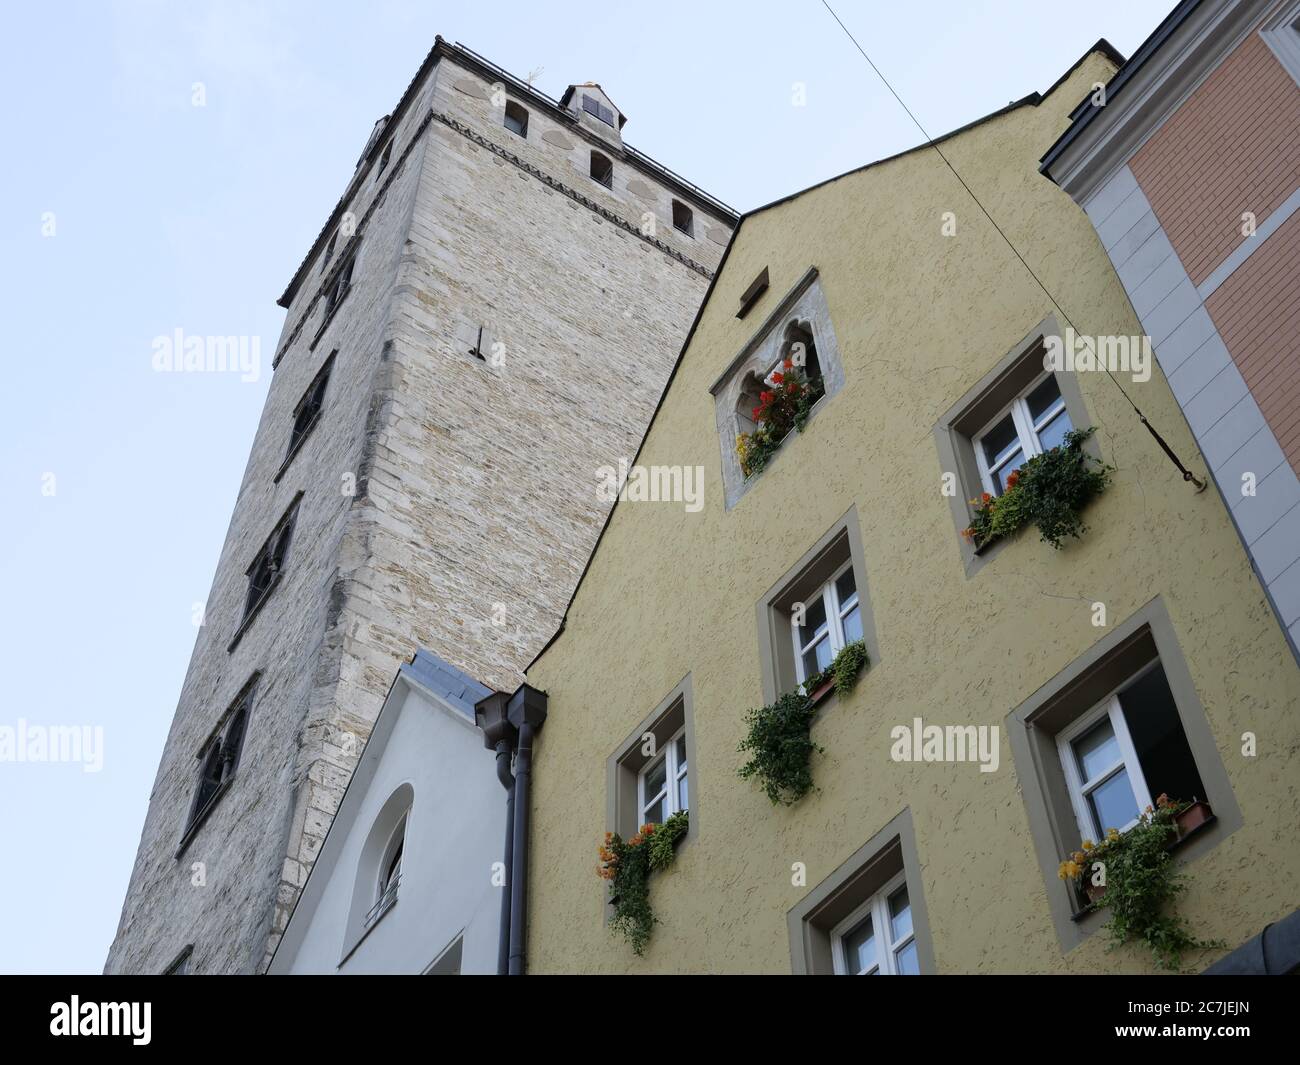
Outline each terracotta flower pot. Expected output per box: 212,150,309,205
1173,799,1213,838
807,678,835,705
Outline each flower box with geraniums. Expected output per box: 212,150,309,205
596,810,688,956
735,360,825,479
1057,794,1223,971
962,427,1113,552
737,641,869,804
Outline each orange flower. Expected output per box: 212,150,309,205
783,358,794,370
771,372,784,385
961,528,974,542
981,492,992,504
1005,470,1019,490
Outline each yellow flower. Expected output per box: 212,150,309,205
1081,840,1094,851
1106,827,1120,841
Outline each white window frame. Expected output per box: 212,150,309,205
1261,1,1300,89
636,726,687,825
790,559,860,684
1055,663,1161,842
830,870,917,975
972,370,1070,496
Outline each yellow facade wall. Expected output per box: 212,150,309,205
525,52,1300,974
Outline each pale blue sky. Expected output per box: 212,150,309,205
0,0,1171,973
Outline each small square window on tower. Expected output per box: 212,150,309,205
504,101,529,139
672,200,694,237
589,150,613,189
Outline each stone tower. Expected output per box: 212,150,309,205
106,38,736,974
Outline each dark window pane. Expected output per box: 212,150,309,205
981,414,1020,469
1120,664,1206,806
1026,374,1063,422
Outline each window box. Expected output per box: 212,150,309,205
1074,800,1215,907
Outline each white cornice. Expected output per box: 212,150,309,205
1047,0,1275,205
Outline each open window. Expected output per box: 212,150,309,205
589,150,613,189
1007,598,1243,948
671,199,694,236
504,100,529,138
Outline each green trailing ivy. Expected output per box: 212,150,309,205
1058,797,1224,971
964,427,1113,550
737,690,822,806
596,810,688,956
803,640,870,698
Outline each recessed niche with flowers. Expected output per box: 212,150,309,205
709,268,845,509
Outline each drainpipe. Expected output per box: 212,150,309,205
505,684,548,976
473,692,516,976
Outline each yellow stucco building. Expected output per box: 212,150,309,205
523,45,1299,974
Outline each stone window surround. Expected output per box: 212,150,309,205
175,672,259,860
274,352,336,485
1005,595,1243,952
606,674,698,845
787,807,936,975
755,504,880,706
228,492,303,653
710,267,846,510
932,314,1099,577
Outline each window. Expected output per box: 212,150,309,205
582,93,616,126
736,267,770,320
973,372,1073,496
638,728,688,826
163,945,193,975
367,815,406,929
710,269,844,509
608,677,697,841
831,871,920,975
791,560,862,683
788,808,934,974
177,677,256,854
278,355,334,480
1057,661,1205,842
757,508,877,704
1007,598,1243,949
504,101,529,138
325,251,355,316
238,495,301,632
320,231,337,274
374,139,393,181
933,316,1094,573
672,199,693,236
343,783,414,959
589,150,613,189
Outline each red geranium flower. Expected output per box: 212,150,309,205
771,372,784,385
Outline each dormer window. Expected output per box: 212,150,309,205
590,151,613,189
504,101,529,138
672,200,694,237
582,93,616,126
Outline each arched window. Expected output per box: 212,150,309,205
734,371,766,435
344,783,414,953
374,815,406,921
782,321,822,383
590,150,613,189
